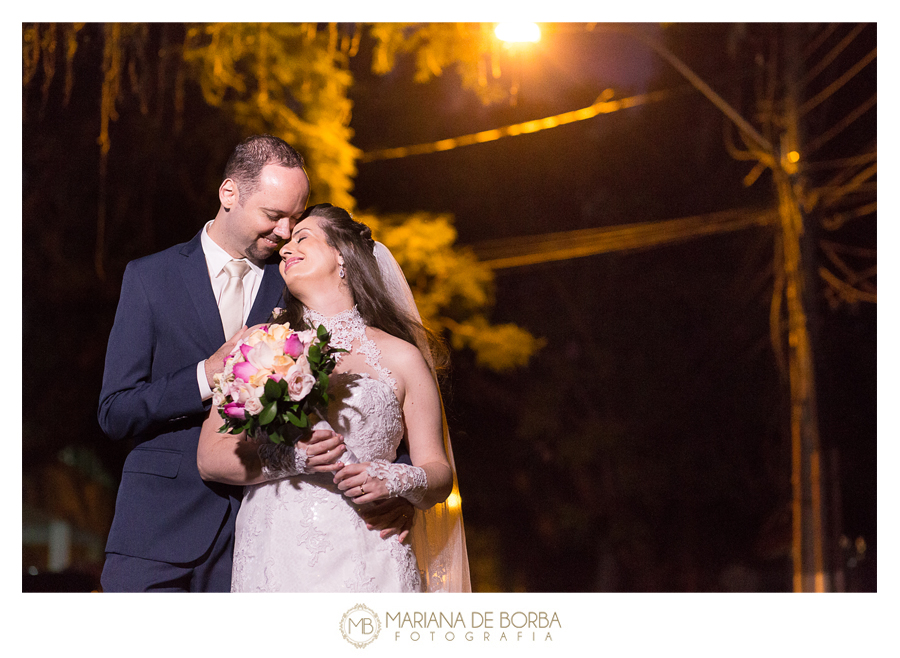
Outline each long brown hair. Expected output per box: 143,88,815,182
275,204,448,372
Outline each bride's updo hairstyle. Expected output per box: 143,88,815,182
277,203,447,372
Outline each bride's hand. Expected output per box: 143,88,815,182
302,429,347,473
334,463,388,504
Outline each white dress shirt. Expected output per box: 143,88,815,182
196,220,265,400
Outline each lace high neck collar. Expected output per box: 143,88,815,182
303,305,366,353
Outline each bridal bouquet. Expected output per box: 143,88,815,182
212,322,344,445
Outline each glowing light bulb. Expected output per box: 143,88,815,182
495,23,541,44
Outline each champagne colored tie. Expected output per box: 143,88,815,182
220,260,250,338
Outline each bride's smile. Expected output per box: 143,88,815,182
279,218,342,283
282,255,303,273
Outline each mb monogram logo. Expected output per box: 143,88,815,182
340,604,382,648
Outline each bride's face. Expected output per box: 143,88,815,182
279,215,343,294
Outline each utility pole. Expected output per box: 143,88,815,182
777,24,827,592
488,23,833,591
578,24,831,591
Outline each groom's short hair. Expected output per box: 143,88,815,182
224,134,306,202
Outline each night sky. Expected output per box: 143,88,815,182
348,23,877,592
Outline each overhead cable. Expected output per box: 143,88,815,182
800,47,877,116
800,23,868,87
359,87,681,163
804,94,876,156
471,208,777,270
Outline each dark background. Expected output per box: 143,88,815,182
22,23,876,592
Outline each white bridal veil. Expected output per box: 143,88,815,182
373,241,472,593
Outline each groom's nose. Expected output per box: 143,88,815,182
273,217,292,241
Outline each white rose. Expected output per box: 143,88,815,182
244,396,264,416
286,364,317,402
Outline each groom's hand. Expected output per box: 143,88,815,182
359,498,415,541
204,326,248,388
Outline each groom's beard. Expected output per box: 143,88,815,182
247,233,283,262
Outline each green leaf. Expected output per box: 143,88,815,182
285,409,306,427
264,377,282,401
259,401,278,426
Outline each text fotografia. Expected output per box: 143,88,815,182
386,611,561,642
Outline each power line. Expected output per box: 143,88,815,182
804,93,876,156
818,163,877,209
803,23,841,60
359,87,683,163
819,266,877,304
800,23,868,87
801,151,876,172
800,47,876,117
470,208,777,270
822,201,877,232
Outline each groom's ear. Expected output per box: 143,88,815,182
219,178,239,211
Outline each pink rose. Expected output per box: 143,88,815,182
284,333,302,358
232,360,258,383
223,402,246,419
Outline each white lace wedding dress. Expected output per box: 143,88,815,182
230,307,423,592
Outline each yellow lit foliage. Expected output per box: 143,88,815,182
23,22,542,371
182,23,360,211
358,211,543,371
180,23,543,371
369,23,509,104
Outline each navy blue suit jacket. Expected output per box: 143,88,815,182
98,229,285,564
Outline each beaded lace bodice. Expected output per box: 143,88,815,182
231,305,420,592
303,305,397,393
302,306,403,464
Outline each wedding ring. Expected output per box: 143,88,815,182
360,484,366,495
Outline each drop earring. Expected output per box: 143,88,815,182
339,262,345,279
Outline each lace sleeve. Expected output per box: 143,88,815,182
257,443,312,481
366,459,427,505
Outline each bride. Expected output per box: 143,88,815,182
197,203,470,592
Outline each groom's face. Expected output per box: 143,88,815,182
226,164,310,263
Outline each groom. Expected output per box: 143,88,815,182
98,135,409,592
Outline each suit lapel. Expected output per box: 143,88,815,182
179,231,225,347
248,263,285,326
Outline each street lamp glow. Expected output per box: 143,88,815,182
495,23,541,44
